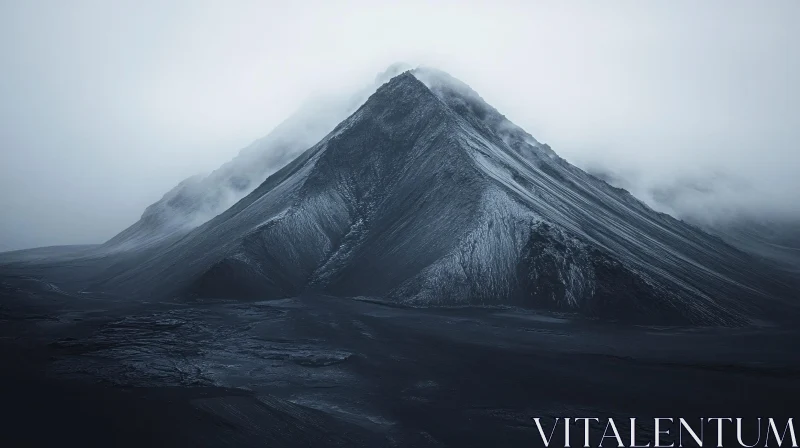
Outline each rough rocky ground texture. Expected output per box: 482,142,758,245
2,275,799,447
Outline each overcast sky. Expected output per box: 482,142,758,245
1,0,798,251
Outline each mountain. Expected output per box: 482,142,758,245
92,67,796,325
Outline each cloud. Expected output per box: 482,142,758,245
0,0,798,250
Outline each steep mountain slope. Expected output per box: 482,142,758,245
700,218,800,273
106,64,413,249
97,69,795,325
586,168,800,272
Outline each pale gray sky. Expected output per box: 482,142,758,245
1,0,798,250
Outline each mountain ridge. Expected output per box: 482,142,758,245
104,65,414,250
84,68,798,325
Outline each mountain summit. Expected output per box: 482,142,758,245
96,67,793,325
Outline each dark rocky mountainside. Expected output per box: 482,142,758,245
706,218,800,273
588,168,800,274
87,69,796,325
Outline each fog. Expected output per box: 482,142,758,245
1,1,798,251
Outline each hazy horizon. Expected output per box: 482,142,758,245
1,0,798,251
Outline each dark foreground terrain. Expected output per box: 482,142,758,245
2,274,799,447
